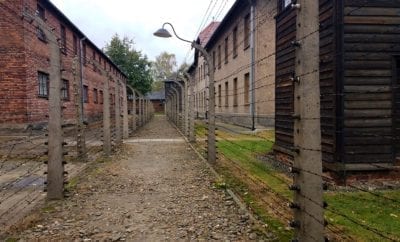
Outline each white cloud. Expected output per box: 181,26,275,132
50,0,235,65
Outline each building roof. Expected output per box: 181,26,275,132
198,21,220,46
205,0,248,49
188,21,220,73
43,0,128,79
146,90,165,100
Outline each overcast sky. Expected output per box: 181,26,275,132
51,0,235,66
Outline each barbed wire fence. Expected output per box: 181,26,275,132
166,0,400,241
0,2,154,233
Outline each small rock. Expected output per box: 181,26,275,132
249,233,257,240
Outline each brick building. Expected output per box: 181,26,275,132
188,0,276,128
0,0,127,129
146,90,165,113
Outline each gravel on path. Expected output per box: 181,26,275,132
5,115,264,241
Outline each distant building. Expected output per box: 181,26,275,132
188,0,277,128
146,90,165,113
0,0,127,128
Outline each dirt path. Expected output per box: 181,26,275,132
4,115,262,241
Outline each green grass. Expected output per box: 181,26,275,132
217,138,291,200
196,124,400,241
195,122,207,137
214,131,293,240
325,191,400,241
215,158,293,241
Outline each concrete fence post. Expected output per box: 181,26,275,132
38,17,64,200
291,0,324,241
115,81,122,144
72,56,86,161
122,82,129,139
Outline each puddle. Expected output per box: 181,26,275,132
12,176,45,188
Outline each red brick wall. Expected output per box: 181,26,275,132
0,1,28,124
151,100,165,113
0,0,127,127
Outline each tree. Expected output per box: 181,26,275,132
151,52,177,91
104,34,153,95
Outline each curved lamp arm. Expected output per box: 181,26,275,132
159,22,193,44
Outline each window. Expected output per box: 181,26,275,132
99,90,103,104
93,88,98,103
218,45,221,69
225,81,229,107
36,27,47,42
224,37,229,64
73,35,78,55
92,50,97,71
60,25,66,54
213,51,216,70
62,79,69,100
233,78,238,106
233,26,238,58
82,42,87,65
244,14,250,49
203,90,206,111
218,84,222,107
37,4,45,20
198,66,201,82
244,73,250,105
38,72,49,98
83,85,88,103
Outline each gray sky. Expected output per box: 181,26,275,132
51,0,235,66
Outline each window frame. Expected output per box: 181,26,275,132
38,71,49,98
224,37,229,64
212,51,216,70
61,79,69,101
83,85,89,103
37,4,45,21
82,42,87,66
233,77,238,107
244,73,250,105
36,26,47,43
244,13,250,50
217,45,222,69
73,35,78,55
233,26,238,58
218,84,222,107
60,24,67,54
224,81,229,107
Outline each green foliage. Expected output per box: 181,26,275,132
104,34,153,95
151,52,177,91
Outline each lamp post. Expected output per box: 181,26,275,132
154,22,216,163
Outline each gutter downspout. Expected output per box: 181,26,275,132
249,0,256,130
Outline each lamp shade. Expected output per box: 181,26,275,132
153,28,172,38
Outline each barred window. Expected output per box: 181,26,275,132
62,79,69,100
38,72,49,98
83,85,89,103
36,27,47,42
60,25,66,54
